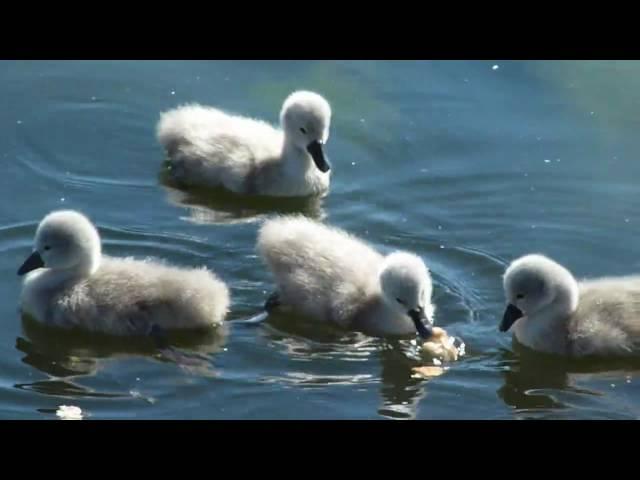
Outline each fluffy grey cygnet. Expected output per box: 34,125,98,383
157,91,332,197
257,215,435,339
501,254,640,357
18,210,230,335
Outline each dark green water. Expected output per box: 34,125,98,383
2,60,640,419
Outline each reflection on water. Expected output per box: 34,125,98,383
261,309,378,361
160,167,326,226
15,316,227,399
259,309,451,419
377,342,428,419
497,341,640,419
497,348,576,413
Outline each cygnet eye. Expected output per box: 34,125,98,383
516,293,524,299
43,246,51,251
396,298,405,305
300,127,307,134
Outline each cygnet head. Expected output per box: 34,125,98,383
379,252,434,339
18,210,101,277
501,254,579,332
280,90,332,173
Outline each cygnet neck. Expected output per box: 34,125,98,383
281,137,313,172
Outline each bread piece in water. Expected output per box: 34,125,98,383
411,366,445,378
420,327,463,362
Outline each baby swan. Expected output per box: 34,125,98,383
157,90,332,198
501,254,640,357
257,216,435,340
18,210,229,336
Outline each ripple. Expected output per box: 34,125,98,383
17,131,154,191
260,372,376,388
100,225,215,260
0,222,38,254
0,220,218,264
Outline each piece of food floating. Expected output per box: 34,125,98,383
412,327,465,379
412,365,446,378
420,327,464,362
56,405,83,420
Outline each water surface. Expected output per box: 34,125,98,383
2,60,640,419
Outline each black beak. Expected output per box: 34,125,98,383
500,303,524,332
18,251,45,276
306,140,331,173
409,308,433,340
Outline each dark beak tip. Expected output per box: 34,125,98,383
18,251,45,276
306,140,331,173
409,309,433,340
500,303,524,332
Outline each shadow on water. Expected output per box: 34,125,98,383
159,165,326,225
15,316,227,398
497,339,640,418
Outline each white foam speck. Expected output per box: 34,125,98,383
130,390,156,404
492,65,499,70
56,405,83,420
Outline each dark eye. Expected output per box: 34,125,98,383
300,127,307,134
516,293,524,299
396,298,405,305
43,246,51,251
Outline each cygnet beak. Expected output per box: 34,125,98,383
500,303,524,332
18,250,45,276
408,307,433,340
306,140,331,173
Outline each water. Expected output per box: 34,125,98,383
2,60,640,419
